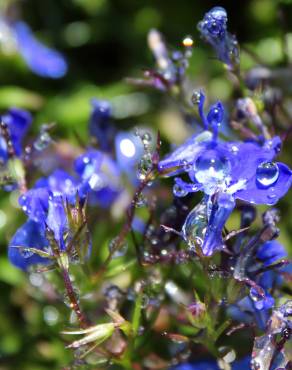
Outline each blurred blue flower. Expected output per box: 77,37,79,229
198,7,239,68
89,99,115,152
0,107,32,161
74,149,121,208
256,240,287,267
13,21,67,78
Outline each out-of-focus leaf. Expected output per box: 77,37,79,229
0,86,44,110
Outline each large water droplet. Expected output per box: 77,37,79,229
256,162,279,187
182,201,207,250
173,183,188,197
194,150,230,193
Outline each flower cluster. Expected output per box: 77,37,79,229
1,4,291,370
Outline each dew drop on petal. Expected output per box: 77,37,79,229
256,162,279,187
194,150,230,194
20,247,34,258
249,287,264,304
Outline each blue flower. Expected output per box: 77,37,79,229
159,93,291,256
9,167,91,270
198,7,239,68
13,22,67,78
74,149,121,208
8,219,50,270
0,108,32,161
89,99,115,152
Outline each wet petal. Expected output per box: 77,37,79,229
46,195,68,249
225,137,281,185
201,192,235,256
75,149,121,207
235,162,292,205
8,220,50,270
158,131,213,176
19,187,49,222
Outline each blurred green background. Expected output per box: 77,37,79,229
0,0,291,369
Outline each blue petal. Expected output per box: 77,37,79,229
257,240,287,266
0,107,32,158
235,162,292,205
74,149,121,207
197,7,239,67
201,193,235,256
14,22,67,78
46,195,68,249
225,138,281,185
207,102,224,127
35,169,79,203
158,131,213,176
8,220,50,270
19,187,49,223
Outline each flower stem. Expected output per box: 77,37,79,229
61,267,89,328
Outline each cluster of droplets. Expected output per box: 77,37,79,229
108,237,128,258
136,130,153,181
33,124,54,151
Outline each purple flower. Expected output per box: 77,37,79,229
13,22,67,78
159,93,291,256
89,99,115,152
198,7,239,68
0,108,32,161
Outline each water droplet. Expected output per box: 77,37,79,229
194,149,230,193
108,237,128,258
251,359,261,370
191,91,201,105
173,183,188,197
20,247,34,258
141,132,152,147
34,132,52,151
256,162,279,187
63,287,80,308
43,306,59,326
141,294,149,308
137,153,152,181
182,35,193,48
218,346,236,363
231,145,239,154
135,193,147,208
249,287,264,303
182,201,207,250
